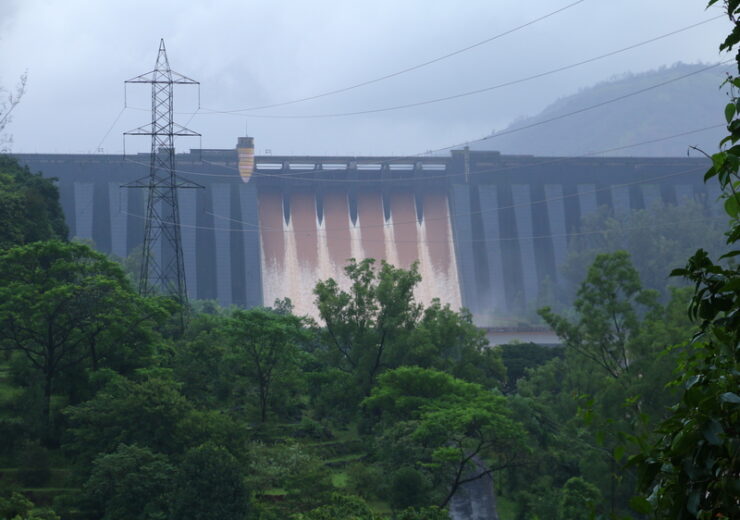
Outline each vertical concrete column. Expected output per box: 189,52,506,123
477,185,505,313
212,184,232,307
178,189,197,301
544,184,567,282
109,183,128,258
641,185,661,209
239,183,263,308
450,185,479,312
577,184,598,218
610,185,631,216
73,182,94,241
511,185,538,306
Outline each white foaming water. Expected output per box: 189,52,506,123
260,191,462,321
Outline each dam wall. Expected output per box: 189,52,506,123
13,146,714,322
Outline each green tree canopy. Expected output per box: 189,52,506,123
170,443,251,520
0,240,167,438
82,444,174,520
364,366,527,508
225,307,310,423
0,155,67,250
314,258,422,399
628,3,740,518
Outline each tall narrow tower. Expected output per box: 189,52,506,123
124,39,201,307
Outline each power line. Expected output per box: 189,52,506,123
170,60,729,179
121,204,722,245
121,123,721,185
205,0,589,113
121,165,710,236
198,16,724,119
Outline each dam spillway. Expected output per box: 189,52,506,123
13,144,715,322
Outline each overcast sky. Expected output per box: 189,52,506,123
0,0,732,156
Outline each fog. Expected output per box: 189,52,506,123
0,0,730,156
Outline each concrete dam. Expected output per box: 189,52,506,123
13,143,715,321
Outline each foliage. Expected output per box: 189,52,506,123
225,307,310,422
510,253,695,517
498,342,563,394
0,492,58,520
0,241,167,439
364,366,527,507
0,73,27,151
314,258,422,401
170,443,251,520
625,3,740,519
0,155,67,250
171,312,230,407
246,441,332,510
562,202,726,303
64,375,195,463
291,493,374,520
17,442,51,487
558,476,601,520
541,251,660,380
314,258,505,422
82,444,174,520
407,301,505,389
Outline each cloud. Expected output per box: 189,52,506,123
0,0,730,155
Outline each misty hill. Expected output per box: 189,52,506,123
473,63,730,157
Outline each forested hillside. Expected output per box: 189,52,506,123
473,62,729,157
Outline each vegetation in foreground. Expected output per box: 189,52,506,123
0,2,738,519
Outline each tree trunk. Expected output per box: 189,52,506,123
43,370,54,445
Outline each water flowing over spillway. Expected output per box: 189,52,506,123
259,188,462,319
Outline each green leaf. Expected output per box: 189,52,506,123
629,495,652,514
724,194,740,218
613,444,625,461
712,152,727,172
720,392,740,404
702,419,723,446
725,102,736,123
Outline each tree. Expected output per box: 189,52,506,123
0,155,68,250
314,259,421,399
508,254,695,517
0,241,166,438
558,477,601,520
82,444,174,520
291,494,375,520
628,3,740,518
64,375,194,463
498,342,563,394
246,441,333,512
0,72,27,151
363,367,527,508
540,251,659,381
64,374,246,468
406,301,506,389
561,202,725,303
226,307,309,422
0,492,58,520
170,443,251,520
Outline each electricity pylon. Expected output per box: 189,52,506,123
123,39,202,312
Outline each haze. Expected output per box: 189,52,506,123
0,0,730,156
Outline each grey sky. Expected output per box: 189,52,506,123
0,0,731,156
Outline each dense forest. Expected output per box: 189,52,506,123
1,3,738,520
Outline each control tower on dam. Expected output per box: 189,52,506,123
13,142,715,322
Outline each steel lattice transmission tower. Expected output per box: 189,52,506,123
124,39,202,307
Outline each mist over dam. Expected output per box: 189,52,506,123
13,143,715,322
